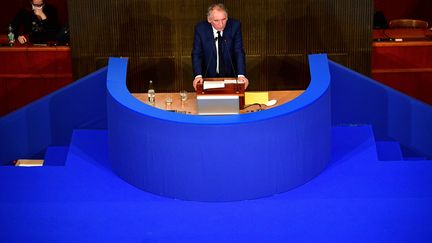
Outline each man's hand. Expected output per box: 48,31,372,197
238,76,249,89
193,77,203,90
18,35,27,44
33,9,47,20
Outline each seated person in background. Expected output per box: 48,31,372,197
11,0,58,44
373,11,388,29
192,3,249,90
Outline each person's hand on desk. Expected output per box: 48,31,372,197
238,76,249,89
17,35,28,44
193,76,203,90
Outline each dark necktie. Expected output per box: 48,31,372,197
217,31,224,76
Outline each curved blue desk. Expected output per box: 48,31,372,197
107,54,331,201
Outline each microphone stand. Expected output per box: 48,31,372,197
200,38,218,94
223,39,239,94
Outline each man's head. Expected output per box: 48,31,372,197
207,3,228,31
31,0,45,9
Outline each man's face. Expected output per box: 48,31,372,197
208,9,227,31
32,0,44,9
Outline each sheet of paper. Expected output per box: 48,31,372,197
203,81,225,90
245,92,269,105
224,79,244,84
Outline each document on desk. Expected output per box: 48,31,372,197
245,92,269,105
203,81,225,90
224,79,244,84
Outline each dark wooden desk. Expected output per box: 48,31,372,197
372,29,432,104
0,43,72,116
373,28,432,40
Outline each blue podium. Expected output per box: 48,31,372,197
107,54,331,201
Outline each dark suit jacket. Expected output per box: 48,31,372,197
192,19,246,78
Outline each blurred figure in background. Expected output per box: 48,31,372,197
10,0,58,44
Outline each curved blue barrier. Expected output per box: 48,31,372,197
0,68,108,165
107,54,331,201
330,60,432,159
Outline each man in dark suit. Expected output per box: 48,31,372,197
192,3,249,90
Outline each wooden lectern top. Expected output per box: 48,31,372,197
196,77,246,108
196,78,245,94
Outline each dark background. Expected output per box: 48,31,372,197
1,0,431,92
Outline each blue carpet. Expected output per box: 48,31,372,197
44,146,69,166
1,126,432,242
376,141,403,161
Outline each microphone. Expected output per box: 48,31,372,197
203,37,218,79
223,38,239,93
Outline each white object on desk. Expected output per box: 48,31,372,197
197,95,239,115
203,81,225,90
224,79,244,84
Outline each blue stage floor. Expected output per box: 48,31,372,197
1,126,432,242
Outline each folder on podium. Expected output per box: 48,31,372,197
196,78,245,115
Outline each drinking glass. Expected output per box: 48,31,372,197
165,96,173,109
180,90,188,102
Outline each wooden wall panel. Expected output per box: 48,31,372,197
246,56,265,91
267,55,309,90
135,57,176,92
69,0,373,92
180,56,193,91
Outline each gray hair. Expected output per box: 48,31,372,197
207,3,228,19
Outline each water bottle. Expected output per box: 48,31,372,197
7,25,15,46
147,80,155,105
